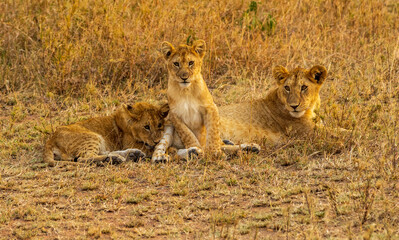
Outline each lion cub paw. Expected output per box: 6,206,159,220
152,153,170,163
177,147,203,160
124,149,146,162
188,147,203,159
240,143,261,154
104,154,126,165
223,139,235,145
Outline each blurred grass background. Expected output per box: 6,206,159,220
2,0,397,94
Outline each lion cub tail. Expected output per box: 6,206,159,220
43,138,56,167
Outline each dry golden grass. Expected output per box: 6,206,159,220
1,0,399,239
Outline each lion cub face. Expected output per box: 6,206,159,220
273,65,327,118
116,102,169,148
161,40,206,88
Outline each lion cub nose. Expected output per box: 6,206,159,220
180,72,189,80
291,104,299,110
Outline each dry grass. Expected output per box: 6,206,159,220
1,0,399,239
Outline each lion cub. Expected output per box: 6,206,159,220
219,65,342,143
152,40,259,162
44,102,169,166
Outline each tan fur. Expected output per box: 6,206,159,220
44,102,169,166
152,40,260,162
219,65,328,143
161,40,222,156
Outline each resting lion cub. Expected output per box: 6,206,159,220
152,40,259,162
44,102,169,166
219,65,339,143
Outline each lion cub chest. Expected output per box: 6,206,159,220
172,97,203,130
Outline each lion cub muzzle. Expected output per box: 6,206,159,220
179,71,189,81
177,68,192,87
287,98,306,118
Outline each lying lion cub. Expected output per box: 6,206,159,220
219,65,340,143
44,102,169,166
152,40,259,162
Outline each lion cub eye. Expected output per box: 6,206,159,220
144,125,150,130
188,61,194,66
284,86,290,92
301,85,308,91
173,62,180,67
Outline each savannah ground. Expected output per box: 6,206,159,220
1,0,399,239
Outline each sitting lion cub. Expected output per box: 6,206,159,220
219,65,341,143
152,40,260,162
44,102,169,166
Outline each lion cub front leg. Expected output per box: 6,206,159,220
204,106,223,157
169,113,204,159
221,143,261,155
152,123,174,163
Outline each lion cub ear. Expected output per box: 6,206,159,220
159,103,169,118
123,104,140,120
192,40,206,58
124,104,133,111
161,41,175,60
308,65,327,85
273,65,289,85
